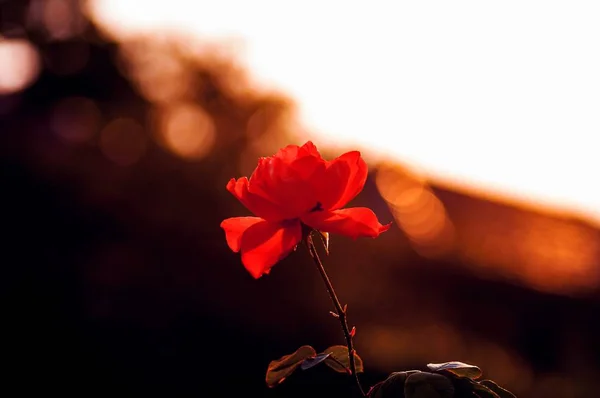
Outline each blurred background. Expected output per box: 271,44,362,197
2,0,599,396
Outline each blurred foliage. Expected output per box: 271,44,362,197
266,345,364,388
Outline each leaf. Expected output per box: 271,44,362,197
471,383,501,398
368,371,420,398
478,380,517,398
300,352,331,370
322,345,364,374
265,345,317,388
404,372,455,398
427,361,482,380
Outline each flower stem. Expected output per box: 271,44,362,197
306,232,366,397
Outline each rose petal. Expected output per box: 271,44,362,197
226,177,287,221
220,216,264,252
329,151,368,210
312,151,367,211
272,144,300,161
298,141,322,158
240,219,303,278
316,156,352,210
248,152,325,217
301,207,391,239
272,141,322,163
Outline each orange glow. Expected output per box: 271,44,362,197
157,104,216,160
376,166,425,208
386,187,427,212
99,118,147,166
51,97,101,143
376,164,454,256
399,200,447,240
458,212,600,295
0,39,41,95
517,222,599,293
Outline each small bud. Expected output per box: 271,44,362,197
350,326,356,338
342,304,348,314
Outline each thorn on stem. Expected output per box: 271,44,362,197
329,311,339,318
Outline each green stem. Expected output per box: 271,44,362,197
306,232,366,397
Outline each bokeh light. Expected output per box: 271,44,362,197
41,0,87,40
377,163,454,257
28,0,86,40
99,117,147,166
155,103,216,160
51,97,102,144
0,38,41,95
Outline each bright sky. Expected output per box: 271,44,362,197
86,0,600,224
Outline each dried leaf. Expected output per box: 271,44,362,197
300,352,331,370
322,345,364,374
266,345,317,388
427,361,482,380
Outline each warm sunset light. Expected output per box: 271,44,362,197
7,3,599,395
85,0,600,225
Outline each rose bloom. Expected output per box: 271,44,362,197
221,141,390,278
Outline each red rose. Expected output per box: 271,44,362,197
221,141,391,278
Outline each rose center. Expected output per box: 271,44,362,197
310,202,324,212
